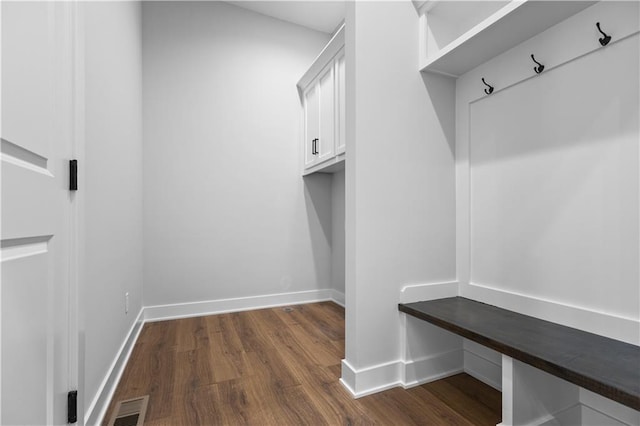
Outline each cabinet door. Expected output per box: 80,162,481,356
317,62,335,163
303,84,319,169
335,49,346,155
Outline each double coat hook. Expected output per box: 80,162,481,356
531,54,544,74
482,78,494,95
596,22,611,46
531,53,544,74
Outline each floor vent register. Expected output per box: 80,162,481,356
106,395,149,426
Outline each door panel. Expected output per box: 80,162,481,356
318,63,335,162
304,84,319,168
1,2,54,158
1,145,55,239
1,2,74,424
1,248,50,424
335,49,346,155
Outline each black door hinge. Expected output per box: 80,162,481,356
69,159,78,191
68,390,78,424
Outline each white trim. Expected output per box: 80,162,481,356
0,151,53,177
578,404,628,426
402,349,463,389
339,359,402,398
144,289,338,322
0,3,4,422
340,349,466,398
461,282,640,346
339,359,356,395
0,238,50,262
395,281,465,399
338,378,357,397
463,347,501,391
296,23,344,91
512,393,640,426
579,388,640,426
399,280,458,304
70,1,86,421
84,308,144,426
520,402,638,426
302,153,345,176
331,289,345,307
523,403,582,426
417,13,428,70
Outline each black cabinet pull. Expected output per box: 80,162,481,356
69,159,78,191
68,390,77,423
312,138,319,155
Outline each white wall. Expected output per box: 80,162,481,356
141,2,332,308
331,170,345,297
342,0,457,395
455,1,640,346
83,0,143,421
450,4,640,413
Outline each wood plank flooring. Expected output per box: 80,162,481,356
104,302,501,425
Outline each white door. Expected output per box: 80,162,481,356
1,2,77,424
304,84,319,169
317,62,335,163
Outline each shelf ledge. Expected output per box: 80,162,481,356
420,0,596,77
302,154,345,176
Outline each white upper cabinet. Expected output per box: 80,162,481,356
298,24,345,175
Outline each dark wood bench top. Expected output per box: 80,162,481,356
398,297,640,410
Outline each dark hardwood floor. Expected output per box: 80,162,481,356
104,302,501,425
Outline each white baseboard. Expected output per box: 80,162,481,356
402,349,464,388
527,403,582,426
331,289,345,307
464,350,501,391
340,349,465,398
144,288,340,322
530,402,636,426
340,359,402,398
579,388,640,426
84,308,144,426
463,341,502,391
579,404,629,426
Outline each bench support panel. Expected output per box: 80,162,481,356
501,355,579,426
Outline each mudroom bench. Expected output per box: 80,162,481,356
398,297,640,413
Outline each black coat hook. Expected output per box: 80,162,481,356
482,78,494,95
596,22,611,46
531,54,544,74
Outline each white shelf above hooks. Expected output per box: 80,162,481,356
419,0,597,77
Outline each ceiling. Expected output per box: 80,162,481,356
227,1,345,34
